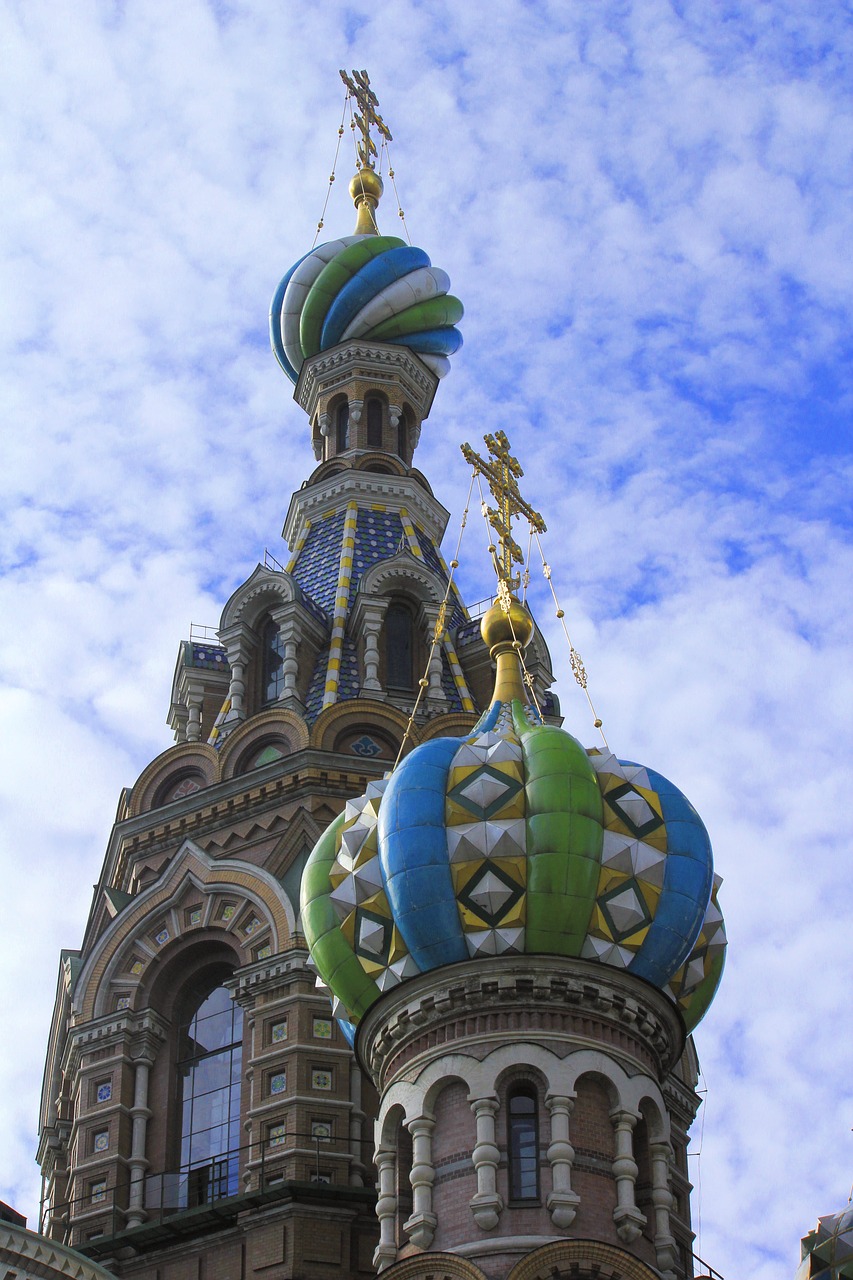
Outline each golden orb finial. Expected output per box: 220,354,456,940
350,167,383,234
480,595,535,655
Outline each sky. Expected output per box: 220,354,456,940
1,2,852,1276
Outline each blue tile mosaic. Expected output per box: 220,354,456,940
291,511,347,615
440,650,463,711
187,643,229,672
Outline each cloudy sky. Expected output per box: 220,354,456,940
2,2,852,1276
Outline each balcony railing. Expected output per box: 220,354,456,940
43,1129,374,1256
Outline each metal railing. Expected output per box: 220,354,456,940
691,1255,725,1280
189,622,220,644
44,1129,373,1253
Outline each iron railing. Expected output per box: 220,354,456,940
43,1128,372,1251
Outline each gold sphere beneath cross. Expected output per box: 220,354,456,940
480,596,535,654
349,167,384,203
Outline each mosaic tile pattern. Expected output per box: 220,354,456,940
187,643,229,673
322,502,359,710
350,508,404,600
303,680,725,1034
418,532,466,631
446,731,527,956
584,750,714,987
440,647,466,713
291,510,348,615
797,1206,853,1280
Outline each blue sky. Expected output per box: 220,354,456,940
2,3,852,1277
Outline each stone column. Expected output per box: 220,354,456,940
221,635,251,723
126,1037,159,1227
545,1093,580,1229
650,1140,678,1280
469,1096,502,1230
185,690,204,743
360,603,386,695
349,1061,365,1187
421,606,448,708
404,1116,436,1248
611,1108,646,1244
373,1146,398,1271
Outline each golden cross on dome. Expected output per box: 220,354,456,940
340,69,393,169
461,431,547,588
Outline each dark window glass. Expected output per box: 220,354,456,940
336,402,349,452
177,985,243,1207
367,398,383,448
263,619,284,702
386,603,413,690
508,1088,539,1201
397,417,408,460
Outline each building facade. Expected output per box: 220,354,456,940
38,74,726,1280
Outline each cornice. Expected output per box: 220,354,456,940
358,955,685,1090
283,468,449,547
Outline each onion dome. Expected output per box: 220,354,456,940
796,1205,853,1279
301,596,726,1039
270,170,463,386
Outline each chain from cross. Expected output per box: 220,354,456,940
461,431,546,588
339,69,393,170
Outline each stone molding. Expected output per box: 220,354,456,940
282,467,449,547
295,342,438,425
0,1224,119,1280
359,955,685,1091
504,1237,664,1280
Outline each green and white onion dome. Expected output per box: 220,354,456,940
270,229,463,384
301,598,726,1046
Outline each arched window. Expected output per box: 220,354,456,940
385,602,414,691
366,397,383,449
336,402,349,453
177,984,243,1207
508,1086,539,1201
263,618,284,703
397,415,408,461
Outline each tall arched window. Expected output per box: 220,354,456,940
385,602,414,691
336,401,349,453
177,984,243,1207
263,618,285,703
397,415,408,461
366,397,383,449
508,1086,539,1201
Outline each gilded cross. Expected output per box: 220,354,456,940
340,69,393,170
461,431,546,588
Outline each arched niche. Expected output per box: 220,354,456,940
309,699,413,755
218,707,309,780
130,744,219,817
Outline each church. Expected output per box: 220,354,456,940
18,72,844,1280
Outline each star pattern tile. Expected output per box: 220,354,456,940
446,727,527,957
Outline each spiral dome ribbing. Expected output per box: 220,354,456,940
270,233,463,384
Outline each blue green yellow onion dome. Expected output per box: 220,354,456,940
301,597,726,1042
270,230,463,385
796,1205,853,1279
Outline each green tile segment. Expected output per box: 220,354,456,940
512,701,604,955
300,811,381,1022
299,236,406,359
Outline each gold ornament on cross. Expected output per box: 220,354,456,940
461,431,546,589
339,69,393,170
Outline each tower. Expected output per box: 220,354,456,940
34,71,553,1280
36,72,725,1280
